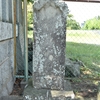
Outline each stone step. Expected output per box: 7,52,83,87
0,95,23,100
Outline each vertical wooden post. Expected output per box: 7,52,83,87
13,0,17,75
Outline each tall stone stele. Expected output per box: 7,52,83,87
33,0,68,89
32,0,71,99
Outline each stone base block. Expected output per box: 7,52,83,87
21,79,28,90
23,80,75,100
0,96,23,100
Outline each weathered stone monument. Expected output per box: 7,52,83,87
24,0,75,99
33,0,67,90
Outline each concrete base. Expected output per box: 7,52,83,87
21,79,28,90
23,80,75,100
0,96,23,100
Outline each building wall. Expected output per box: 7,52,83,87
0,0,24,97
0,22,15,97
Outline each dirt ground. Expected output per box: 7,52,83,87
10,78,23,96
70,79,98,100
11,78,98,100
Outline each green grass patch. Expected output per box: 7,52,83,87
66,42,100,78
66,31,100,45
67,32,100,38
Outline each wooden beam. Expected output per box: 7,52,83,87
13,0,17,75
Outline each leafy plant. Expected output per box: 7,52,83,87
83,16,100,30
67,14,81,30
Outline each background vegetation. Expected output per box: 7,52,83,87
27,1,100,79
83,16,100,30
66,31,100,78
67,13,81,30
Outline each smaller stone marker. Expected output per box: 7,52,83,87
23,0,75,99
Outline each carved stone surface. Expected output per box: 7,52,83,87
33,0,68,90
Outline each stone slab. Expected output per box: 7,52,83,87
0,55,14,98
23,86,75,100
0,96,23,100
0,22,18,42
0,39,14,65
0,40,8,64
23,79,75,100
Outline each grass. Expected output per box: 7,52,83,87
66,31,100,78
28,29,100,78
66,31,100,45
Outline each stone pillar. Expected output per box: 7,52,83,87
23,0,75,100
33,0,68,90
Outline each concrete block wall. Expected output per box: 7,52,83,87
0,0,24,97
0,22,15,97
0,0,15,97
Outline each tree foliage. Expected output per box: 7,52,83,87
27,0,34,3
83,16,100,30
67,14,81,30
28,11,33,30
22,0,34,3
